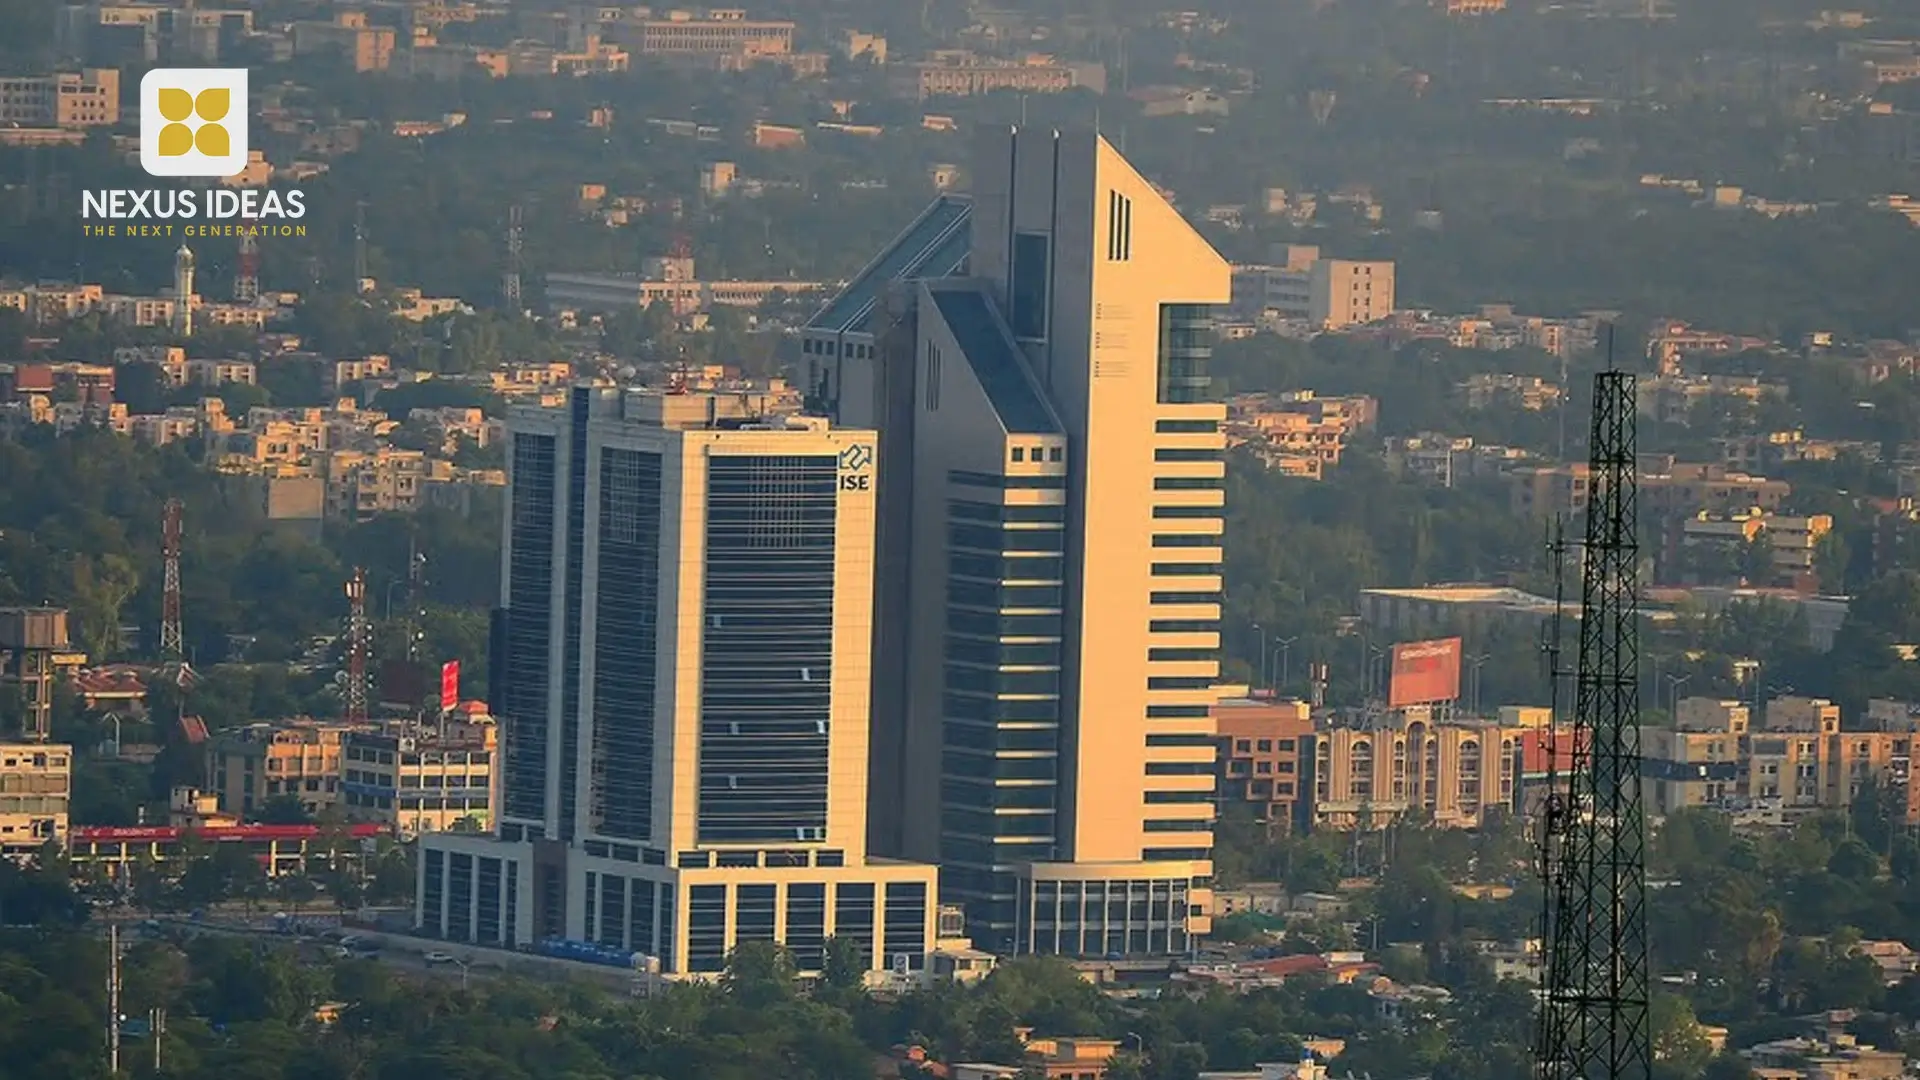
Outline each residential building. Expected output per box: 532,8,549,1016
544,266,829,315
291,11,396,71
1637,374,1785,426
1311,717,1522,830
1672,510,1833,587
342,715,494,837
56,2,252,65
630,9,793,58
1226,391,1376,476
205,718,355,819
0,744,72,856
1230,246,1394,329
1640,698,1747,816
0,69,119,127
1212,696,1313,831
894,51,1106,99
804,126,1226,957
1509,460,1791,520
1456,374,1562,412
415,387,939,978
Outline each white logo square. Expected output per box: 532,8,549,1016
140,68,248,178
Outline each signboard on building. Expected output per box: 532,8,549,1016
440,660,460,711
838,443,874,491
1387,636,1462,708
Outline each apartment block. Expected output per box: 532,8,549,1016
416,388,938,978
1212,696,1313,831
1509,459,1791,520
0,744,72,857
206,719,355,819
1673,510,1833,587
342,716,494,838
1225,391,1377,478
1230,246,1395,329
0,69,119,128
894,51,1107,99
1311,717,1522,831
804,126,1226,957
620,7,793,69
291,11,396,71
1643,696,1920,824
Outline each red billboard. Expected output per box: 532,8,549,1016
1387,636,1463,708
440,660,461,710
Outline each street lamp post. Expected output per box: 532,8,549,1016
1252,623,1268,689
1663,673,1692,715
1466,653,1493,716
1271,637,1298,694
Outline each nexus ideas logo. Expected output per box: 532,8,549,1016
140,69,248,178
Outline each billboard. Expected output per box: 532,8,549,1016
440,660,460,711
1387,636,1463,708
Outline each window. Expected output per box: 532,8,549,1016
1157,419,1219,434
924,343,943,411
1106,190,1133,261
1156,304,1214,404
1156,476,1223,491
1049,447,1064,462
1011,447,1024,462
1010,232,1050,339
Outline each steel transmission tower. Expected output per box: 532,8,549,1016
159,499,184,660
342,568,370,724
233,224,259,303
1536,368,1651,1080
503,203,524,311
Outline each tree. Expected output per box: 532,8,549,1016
257,794,316,826
821,935,866,991
722,941,796,1008
70,554,139,660
1651,992,1712,1079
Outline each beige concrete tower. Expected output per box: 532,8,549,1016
805,128,1229,954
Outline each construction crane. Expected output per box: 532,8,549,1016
1535,342,1651,1080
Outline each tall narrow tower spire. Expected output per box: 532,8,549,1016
1537,365,1651,1080
172,245,195,337
160,498,184,660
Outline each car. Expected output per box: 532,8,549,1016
423,951,456,965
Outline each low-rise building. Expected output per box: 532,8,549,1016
1230,246,1395,330
0,69,118,127
893,50,1106,99
205,718,356,820
341,714,494,837
1213,696,1313,831
0,743,72,857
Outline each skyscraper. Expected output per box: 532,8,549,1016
803,127,1230,955
418,388,939,977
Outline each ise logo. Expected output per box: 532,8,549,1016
838,444,874,491
140,68,249,178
